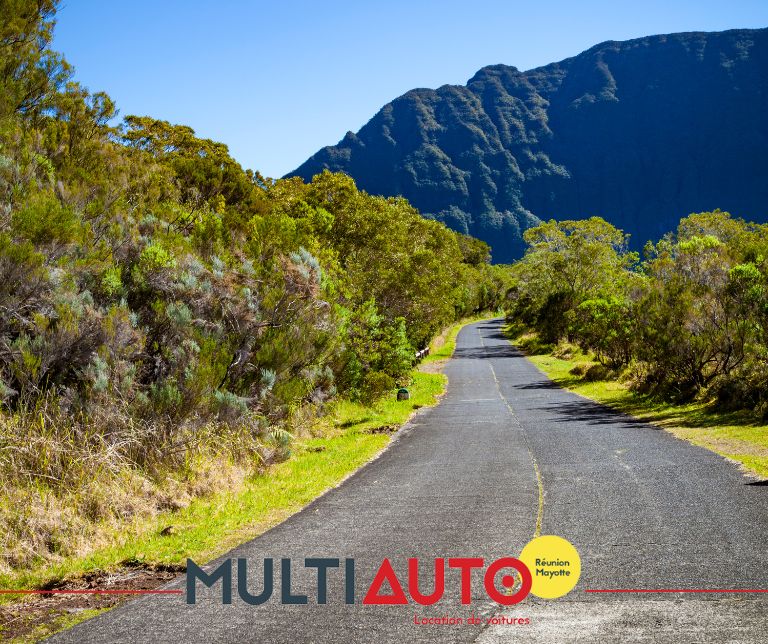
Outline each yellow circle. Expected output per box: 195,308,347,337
519,535,581,599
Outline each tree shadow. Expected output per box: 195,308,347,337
484,330,513,341
530,398,654,430
453,345,521,359
337,417,371,428
512,379,561,390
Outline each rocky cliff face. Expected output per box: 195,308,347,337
289,28,768,262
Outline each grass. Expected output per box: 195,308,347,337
7,609,104,644
0,316,480,641
508,329,768,479
0,372,446,594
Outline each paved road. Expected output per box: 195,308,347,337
51,319,768,643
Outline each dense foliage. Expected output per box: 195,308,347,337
506,211,768,414
0,1,509,568
292,28,768,262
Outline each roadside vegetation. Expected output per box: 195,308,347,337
1,364,449,595
1,308,485,641
504,213,768,477
0,0,512,585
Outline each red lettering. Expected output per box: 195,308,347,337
448,557,484,604
363,558,408,605
408,558,445,605
483,557,532,605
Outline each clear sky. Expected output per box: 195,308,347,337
53,1,768,178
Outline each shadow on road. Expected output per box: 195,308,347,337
462,323,653,432
453,345,522,359
483,330,512,341
513,379,561,390
532,399,652,431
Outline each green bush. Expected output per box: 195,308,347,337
506,210,768,411
359,371,396,404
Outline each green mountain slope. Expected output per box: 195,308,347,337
290,28,768,262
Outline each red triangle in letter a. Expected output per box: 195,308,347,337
363,558,408,605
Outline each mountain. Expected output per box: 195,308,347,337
288,28,768,262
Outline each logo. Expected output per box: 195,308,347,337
186,535,580,605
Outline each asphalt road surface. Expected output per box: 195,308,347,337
50,319,768,643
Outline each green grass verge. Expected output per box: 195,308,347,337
0,316,483,641
509,331,768,478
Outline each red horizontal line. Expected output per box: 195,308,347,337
586,589,768,593
0,589,183,595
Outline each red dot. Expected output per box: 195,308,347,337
502,574,516,588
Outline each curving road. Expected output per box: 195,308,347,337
50,319,768,643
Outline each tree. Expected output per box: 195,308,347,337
508,217,636,342
0,0,70,120
635,214,761,399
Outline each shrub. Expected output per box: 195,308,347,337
359,371,395,404
583,364,612,382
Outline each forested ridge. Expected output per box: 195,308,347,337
0,1,509,570
292,27,768,262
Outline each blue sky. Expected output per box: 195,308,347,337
54,1,768,178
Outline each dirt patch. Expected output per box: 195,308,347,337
0,563,184,642
430,326,451,352
366,424,398,435
418,358,448,374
